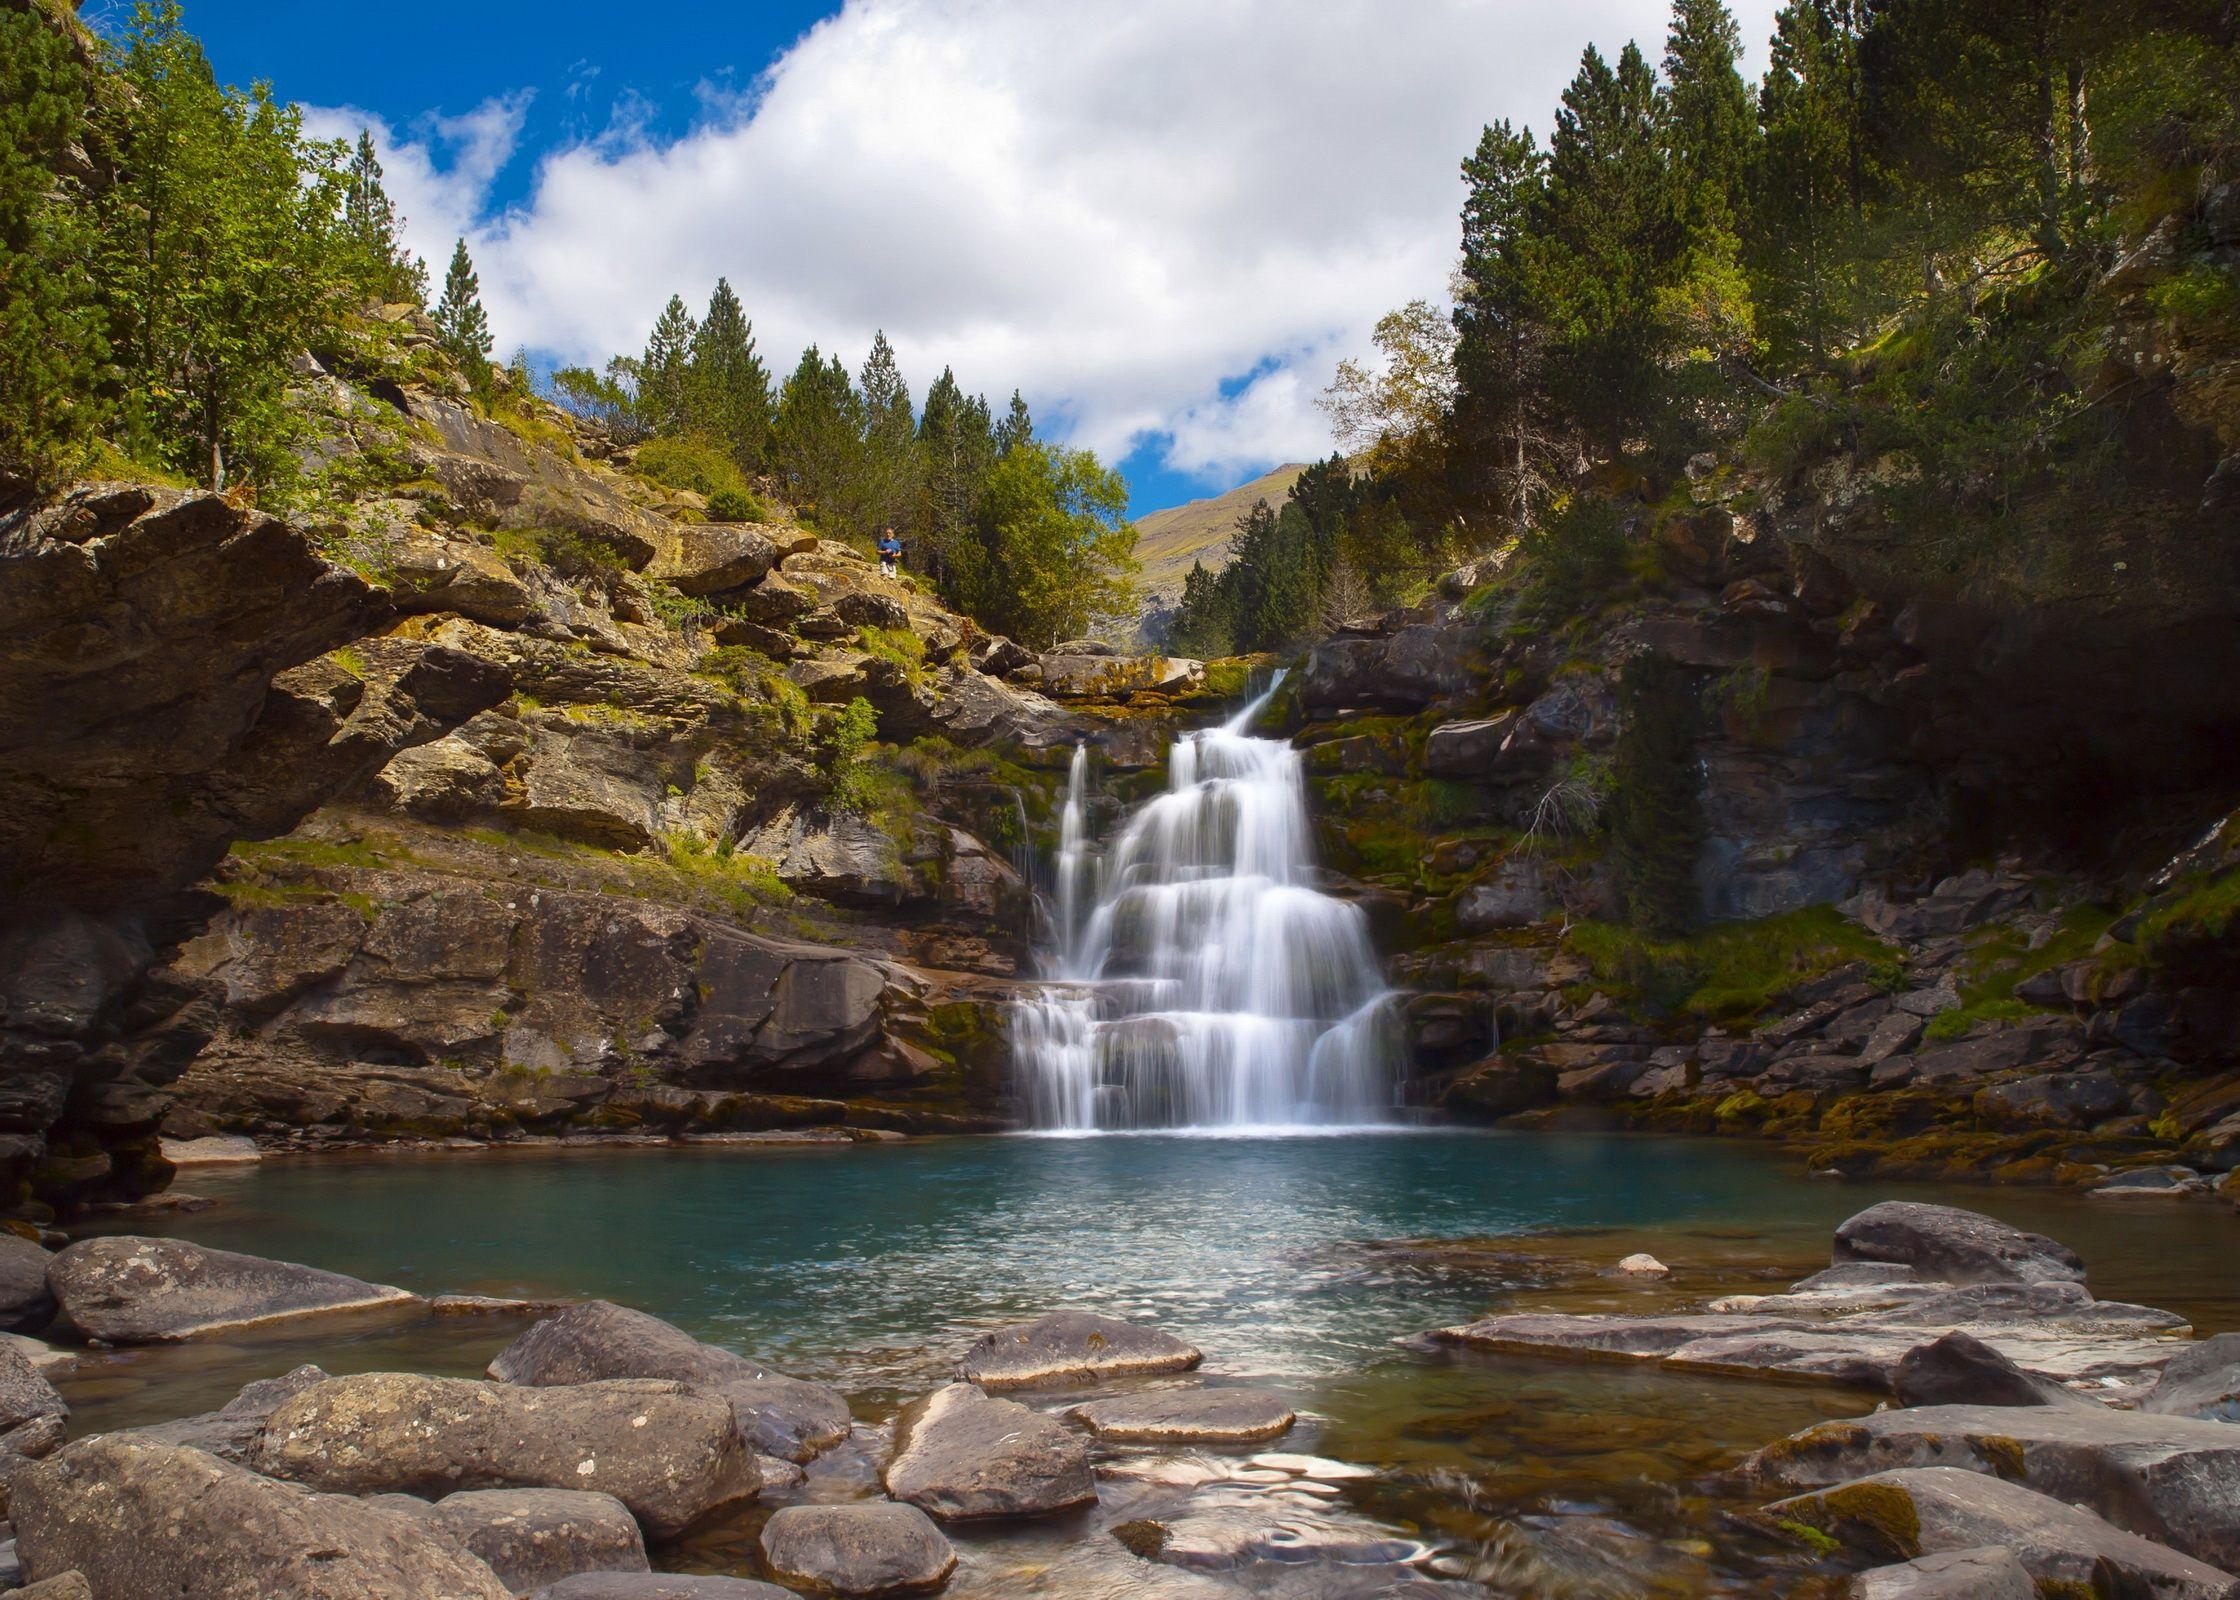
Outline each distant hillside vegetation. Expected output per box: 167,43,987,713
1132,463,1307,607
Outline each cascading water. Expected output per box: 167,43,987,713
1012,675,1401,1131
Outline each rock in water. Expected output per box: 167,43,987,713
1890,1332,2095,1410
1746,1402,2240,1569
0,1236,55,1332
954,1312,1201,1389
1067,1387,1296,1444
2145,1334,2240,1422
1831,1202,2086,1287
121,1362,327,1463
528,1579,791,1599
402,1489,649,1595
884,1382,1095,1520
254,1372,758,1538
488,1299,850,1462
1765,1467,2239,1600
11,1435,512,1600
45,1237,416,1342
1615,1253,1670,1277
1851,1546,2037,1599
759,1502,957,1597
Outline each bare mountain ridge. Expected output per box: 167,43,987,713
1131,462,1308,608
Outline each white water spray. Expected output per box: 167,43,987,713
1012,676,1401,1131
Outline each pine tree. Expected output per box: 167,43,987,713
857,330,918,534
1540,41,1676,454
0,1,107,488
1659,0,1756,237
432,237,493,383
1454,118,1554,526
343,128,425,304
1751,1,1871,365
684,277,770,465
914,367,996,603
638,294,698,437
771,344,868,534
994,389,1034,456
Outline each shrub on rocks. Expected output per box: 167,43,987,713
253,1371,758,1538
11,1435,512,1600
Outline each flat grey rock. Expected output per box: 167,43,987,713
1832,1201,2085,1287
254,1371,758,1538
884,1382,1094,1521
407,1488,649,1594
1851,1546,2035,1599
46,1237,415,1343
957,1312,1201,1389
11,1435,511,1600
1767,1467,2238,1600
490,1300,849,1462
2147,1334,2240,1422
1068,1387,1296,1444
760,1501,956,1596
1746,1402,2240,1570
1115,1504,1429,1572
529,1578,793,1600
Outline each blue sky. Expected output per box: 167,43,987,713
133,0,1779,517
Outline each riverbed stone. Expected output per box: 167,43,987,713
529,1578,792,1599
2146,1334,2240,1422
884,1382,1095,1520
1765,1467,2239,1600
488,1300,850,1461
409,1488,650,1595
0,1343,64,1434
1745,1402,2240,1569
0,1236,55,1331
1850,1546,2036,1599
954,1311,1201,1389
1830,1202,2087,1286
13,1573,95,1600
254,1371,759,1538
1890,1332,2094,1410
46,1236,417,1342
123,1361,327,1462
11,1434,513,1600
1067,1387,1296,1444
1114,1505,1428,1572
759,1501,957,1596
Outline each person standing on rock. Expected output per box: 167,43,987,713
878,526,902,579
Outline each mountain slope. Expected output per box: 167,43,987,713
1132,463,1307,606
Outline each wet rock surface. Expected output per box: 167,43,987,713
883,1382,1096,1520
955,1311,1203,1389
758,1500,957,1596
47,1236,416,1342
1068,1387,1297,1444
391,1487,651,1595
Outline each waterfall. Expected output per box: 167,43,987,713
1012,676,1402,1132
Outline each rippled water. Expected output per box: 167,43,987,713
65,1132,2240,1597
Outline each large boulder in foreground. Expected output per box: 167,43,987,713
1831,1202,2086,1287
487,1300,850,1462
11,1434,511,1600
954,1312,1201,1389
1747,1402,2240,1570
884,1382,1094,1521
1765,1467,2239,1600
2147,1333,2240,1422
759,1501,957,1597
254,1372,758,1537
122,1361,327,1462
393,1488,649,1595
47,1237,415,1342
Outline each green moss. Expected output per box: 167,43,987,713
2137,868,2240,962
229,834,402,871
856,624,929,688
1809,1481,1921,1559
329,646,367,678
1774,1520,1841,1556
1568,904,1901,1026
1198,658,1253,699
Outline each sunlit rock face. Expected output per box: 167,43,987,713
1013,680,1400,1130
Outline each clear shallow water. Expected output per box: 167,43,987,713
64,1131,2240,1597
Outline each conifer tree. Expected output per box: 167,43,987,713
1659,0,1756,236
1751,0,1870,365
0,1,106,487
684,277,770,465
1454,118,1554,525
343,129,425,304
432,237,493,383
771,344,868,533
994,389,1034,456
914,367,995,602
857,330,918,534
638,294,697,437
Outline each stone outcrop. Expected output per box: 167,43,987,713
46,1237,415,1342
487,1300,850,1462
954,1311,1202,1389
1066,1387,1296,1444
382,1488,650,1595
758,1502,957,1597
883,1382,1095,1521
11,1435,513,1600
253,1371,759,1537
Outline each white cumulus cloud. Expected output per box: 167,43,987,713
316,0,1779,489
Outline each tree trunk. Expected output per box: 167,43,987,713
2066,58,2091,207
2033,2,2066,261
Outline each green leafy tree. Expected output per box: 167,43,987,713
684,277,770,465
548,357,648,442
0,1,107,487
342,129,425,304
857,330,918,535
98,2,355,490
638,294,698,436
432,237,493,384
771,344,867,533
974,442,1137,647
